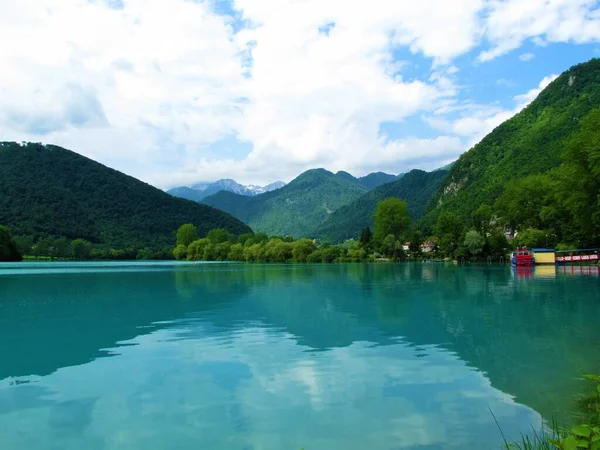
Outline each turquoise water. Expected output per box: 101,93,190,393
0,262,599,449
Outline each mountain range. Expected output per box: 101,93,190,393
202,169,371,238
168,179,286,202
167,171,401,204
200,59,600,242
314,169,449,243
167,170,406,239
2,58,599,249
335,171,402,189
201,168,437,240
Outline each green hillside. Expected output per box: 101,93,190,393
357,172,399,189
166,186,208,202
334,170,399,189
313,169,448,243
424,58,600,227
0,142,252,249
202,169,368,238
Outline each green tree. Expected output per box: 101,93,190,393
213,242,232,261
382,234,397,258
34,237,55,257
395,239,405,261
264,239,293,262
435,212,464,257
252,232,269,244
556,109,600,246
340,239,357,250
53,238,71,258
494,175,557,233
71,238,92,260
244,243,265,262
292,239,317,262
373,198,410,243
109,249,128,260
359,226,373,250
347,245,367,262
237,233,255,245
207,228,234,244
137,248,154,260
186,238,211,261
464,230,485,256
90,248,107,260
514,228,554,248
0,225,22,262
173,244,188,260
472,204,493,236
408,230,423,255
487,229,510,257
202,243,216,261
227,243,245,261
176,224,198,247
13,235,34,256
307,246,341,263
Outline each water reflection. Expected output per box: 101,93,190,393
0,262,599,449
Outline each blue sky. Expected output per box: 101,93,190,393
0,0,599,187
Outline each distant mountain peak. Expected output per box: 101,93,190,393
263,181,286,191
335,170,357,180
168,178,287,202
202,167,369,238
357,172,398,189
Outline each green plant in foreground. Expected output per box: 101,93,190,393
505,375,600,450
547,424,600,450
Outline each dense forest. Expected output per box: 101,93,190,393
172,194,514,263
0,142,251,255
173,199,414,263
424,58,600,238
166,186,212,203
314,169,448,243
421,59,600,250
202,169,369,238
335,170,400,189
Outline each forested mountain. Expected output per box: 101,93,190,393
423,58,600,230
0,142,251,249
171,171,396,206
202,169,369,237
334,171,400,189
168,179,286,202
166,186,209,202
313,169,448,243
357,172,399,189
260,181,287,193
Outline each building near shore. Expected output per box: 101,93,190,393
531,248,556,265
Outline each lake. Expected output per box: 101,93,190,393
0,262,599,449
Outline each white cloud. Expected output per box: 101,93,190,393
149,135,465,188
478,0,600,62
0,318,542,450
513,74,560,105
0,0,597,187
519,52,535,61
425,73,559,147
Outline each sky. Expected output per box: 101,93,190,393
0,0,599,189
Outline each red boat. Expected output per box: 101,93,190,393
511,247,535,266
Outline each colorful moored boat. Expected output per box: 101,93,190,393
511,247,535,266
